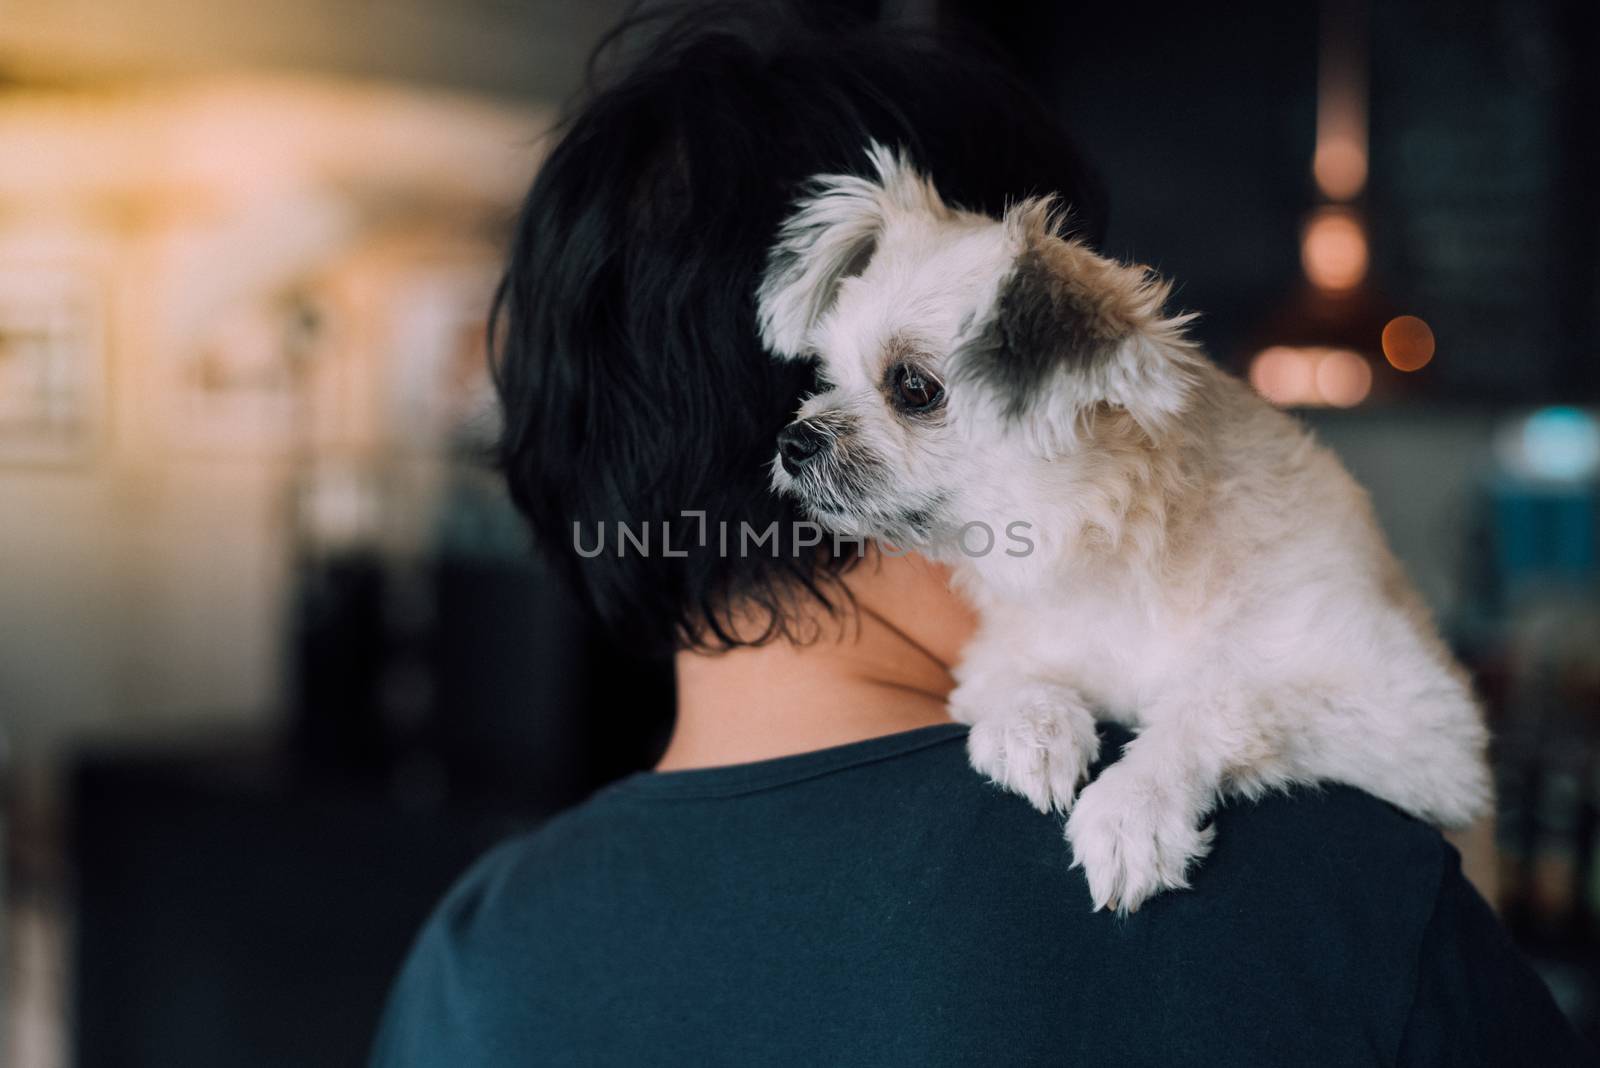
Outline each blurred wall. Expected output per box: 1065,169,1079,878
0,78,548,761
0,0,630,99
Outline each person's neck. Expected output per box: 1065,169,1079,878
658,558,972,771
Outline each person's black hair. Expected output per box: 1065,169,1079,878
492,2,1106,656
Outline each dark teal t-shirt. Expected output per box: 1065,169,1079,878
372,724,1590,1066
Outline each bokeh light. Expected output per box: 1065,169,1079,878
1313,134,1367,201
1381,314,1435,371
1496,407,1600,482
1250,346,1315,406
1300,207,1368,291
1314,347,1373,407
1249,345,1372,408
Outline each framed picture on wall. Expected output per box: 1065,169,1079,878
0,264,106,466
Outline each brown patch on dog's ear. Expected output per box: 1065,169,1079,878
956,205,1178,419
989,243,1119,414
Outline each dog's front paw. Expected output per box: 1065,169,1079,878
956,682,1098,814
1065,763,1215,914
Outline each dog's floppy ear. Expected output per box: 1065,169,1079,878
954,198,1200,440
758,142,946,358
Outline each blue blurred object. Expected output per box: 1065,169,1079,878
1515,409,1600,484
1491,409,1600,597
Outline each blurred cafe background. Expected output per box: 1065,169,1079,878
0,0,1596,1063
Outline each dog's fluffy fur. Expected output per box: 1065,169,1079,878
759,145,1492,913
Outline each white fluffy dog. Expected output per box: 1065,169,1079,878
759,145,1491,913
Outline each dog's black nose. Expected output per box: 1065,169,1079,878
778,422,826,476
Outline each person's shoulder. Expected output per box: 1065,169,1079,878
1071,726,1456,912
426,787,641,941
460,729,1458,918
369,791,641,1065
1172,774,1454,944
1213,777,1451,881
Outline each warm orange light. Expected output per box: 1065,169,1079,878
1381,315,1435,372
1300,207,1368,291
1313,134,1367,201
1249,345,1372,408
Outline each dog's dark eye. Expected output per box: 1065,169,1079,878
891,364,945,413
